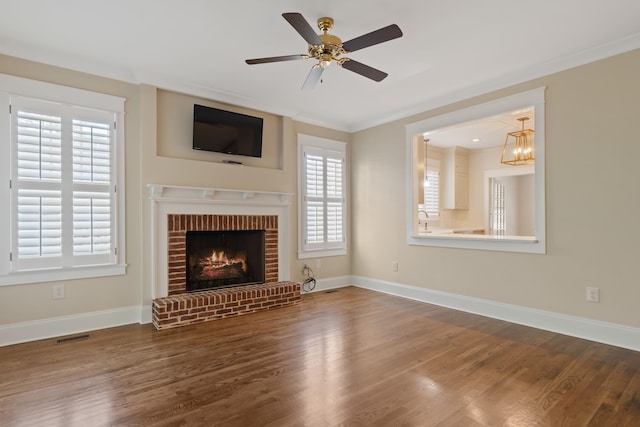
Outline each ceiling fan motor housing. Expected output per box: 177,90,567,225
308,18,344,66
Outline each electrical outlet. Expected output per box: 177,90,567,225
52,284,65,299
392,261,399,272
315,259,321,269
586,287,600,303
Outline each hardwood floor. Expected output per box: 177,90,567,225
1,286,639,426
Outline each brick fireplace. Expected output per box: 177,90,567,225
166,214,278,295
148,185,299,329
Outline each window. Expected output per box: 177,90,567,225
489,178,505,235
0,74,126,285
406,87,546,253
298,134,346,258
424,164,440,219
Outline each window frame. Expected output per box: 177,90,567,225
297,134,347,259
0,74,126,286
405,87,546,254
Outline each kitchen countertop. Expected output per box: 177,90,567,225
416,230,537,242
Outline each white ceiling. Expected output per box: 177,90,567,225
427,108,535,150
2,1,640,132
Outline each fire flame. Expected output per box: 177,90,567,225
199,250,247,273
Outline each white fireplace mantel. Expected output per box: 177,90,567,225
148,184,293,299
148,184,293,205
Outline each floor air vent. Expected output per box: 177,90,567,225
325,289,338,293
56,334,90,344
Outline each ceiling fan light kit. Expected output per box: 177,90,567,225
245,12,403,90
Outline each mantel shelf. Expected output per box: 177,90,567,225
147,184,293,205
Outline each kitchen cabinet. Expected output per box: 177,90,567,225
442,147,469,209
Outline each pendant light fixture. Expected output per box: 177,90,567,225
501,117,535,166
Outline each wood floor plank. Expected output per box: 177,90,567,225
1,286,639,426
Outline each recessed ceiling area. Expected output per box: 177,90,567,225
425,108,535,150
1,1,639,131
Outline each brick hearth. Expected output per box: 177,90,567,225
152,281,300,330
152,213,298,329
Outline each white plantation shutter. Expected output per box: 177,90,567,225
325,156,343,243
17,189,62,257
298,135,346,256
72,120,112,255
10,97,117,271
73,190,111,254
73,120,111,183
15,110,63,261
424,169,440,218
305,153,324,244
16,111,62,180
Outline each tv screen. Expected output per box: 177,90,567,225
193,104,263,158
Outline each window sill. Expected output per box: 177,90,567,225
0,264,127,286
298,248,347,259
408,233,544,254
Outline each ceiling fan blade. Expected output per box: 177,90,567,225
282,13,322,45
302,65,324,91
246,54,307,65
342,24,403,53
341,59,388,82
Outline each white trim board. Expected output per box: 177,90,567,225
351,276,640,352
0,275,347,347
0,305,151,347
2,277,638,352
0,274,343,347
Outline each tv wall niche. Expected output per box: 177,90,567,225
193,104,263,158
156,89,284,170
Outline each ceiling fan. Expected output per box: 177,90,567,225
245,13,403,90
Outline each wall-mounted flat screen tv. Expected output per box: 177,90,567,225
193,104,263,158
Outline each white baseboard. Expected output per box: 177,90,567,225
140,305,153,324
0,305,151,347
3,276,638,352
1,275,349,346
300,275,351,294
351,275,640,352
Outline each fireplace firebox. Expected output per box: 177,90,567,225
185,230,265,292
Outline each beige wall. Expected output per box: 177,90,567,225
351,48,640,328
2,48,639,333
0,54,143,324
0,55,351,326
156,90,283,170
140,87,352,303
